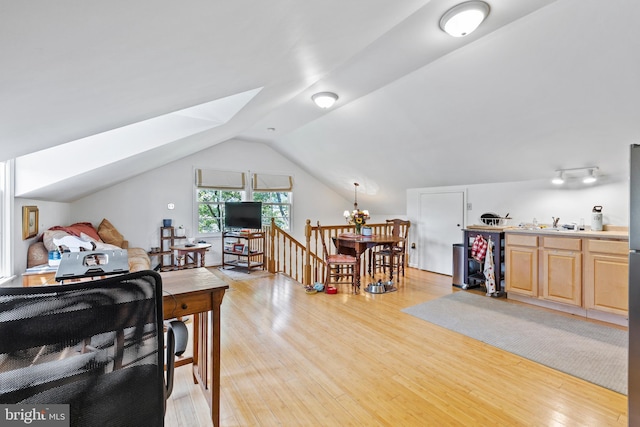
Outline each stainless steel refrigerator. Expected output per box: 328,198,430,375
630,143,640,423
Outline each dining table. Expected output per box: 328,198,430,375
334,233,404,293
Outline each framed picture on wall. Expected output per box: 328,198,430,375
22,205,39,240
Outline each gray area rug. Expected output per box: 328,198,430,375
402,291,628,395
216,266,273,281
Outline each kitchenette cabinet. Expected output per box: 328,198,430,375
505,228,628,326
505,234,538,297
584,239,629,317
540,236,582,307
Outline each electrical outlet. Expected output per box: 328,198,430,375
168,203,175,210
467,203,472,210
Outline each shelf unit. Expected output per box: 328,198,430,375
462,229,505,296
155,226,187,272
221,230,265,273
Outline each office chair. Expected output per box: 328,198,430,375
0,270,185,427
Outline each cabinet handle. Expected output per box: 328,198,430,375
181,303,188,310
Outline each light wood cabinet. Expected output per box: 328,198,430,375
584,239,629,316
540,237,582,306
505,231,628,325
505,234,538,297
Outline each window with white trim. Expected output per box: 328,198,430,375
252,173,292,231
194,169,293,234
195,169,246,235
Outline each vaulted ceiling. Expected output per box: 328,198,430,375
3,0,639,215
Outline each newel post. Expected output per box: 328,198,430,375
268,218,276,273
304,219,312,285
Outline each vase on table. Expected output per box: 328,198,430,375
355,224,362,235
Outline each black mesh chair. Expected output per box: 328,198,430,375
0,270,184,427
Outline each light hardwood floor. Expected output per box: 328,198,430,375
165,267,627,426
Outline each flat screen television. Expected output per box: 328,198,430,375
224,202,262,230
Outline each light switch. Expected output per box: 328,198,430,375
168,203,175,210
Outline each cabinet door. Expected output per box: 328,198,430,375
585,252,629,316
541,249,582,306
506,245,538,297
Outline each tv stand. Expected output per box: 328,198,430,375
221,230,265,273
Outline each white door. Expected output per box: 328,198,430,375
418,191,464,275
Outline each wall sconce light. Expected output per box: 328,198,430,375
439,1,490,37
311,92,339,109
552,167,599,185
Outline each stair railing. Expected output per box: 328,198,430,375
265,219,393,285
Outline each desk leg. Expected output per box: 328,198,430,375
210,291,225,427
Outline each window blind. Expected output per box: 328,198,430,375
252,173,293,191
195,169,245,189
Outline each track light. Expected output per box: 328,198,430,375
311,92,339,109
552,171,565,185
583,168,597,184
551,166,599,185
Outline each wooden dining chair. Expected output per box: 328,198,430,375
317,222,358,293
372,219,410,278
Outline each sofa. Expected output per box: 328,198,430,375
27,218,151,272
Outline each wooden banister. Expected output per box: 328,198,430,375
266,219,408,285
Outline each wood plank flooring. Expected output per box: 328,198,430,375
165,268,627,426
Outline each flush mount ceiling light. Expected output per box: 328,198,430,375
551,167,599,185
311,92,339,109
440,1,490,37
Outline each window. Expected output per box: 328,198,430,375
253,191,291,230
196,189,243,234
0,161,13,282
194,169,293,234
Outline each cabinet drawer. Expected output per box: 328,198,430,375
163,293,212,319
506,234,538,247
542,236,581,251
587,239,628,255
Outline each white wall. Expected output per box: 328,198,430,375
407,174,628,271
11,198,71,285
70,139,351,265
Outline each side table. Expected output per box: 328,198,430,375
169,243,212,270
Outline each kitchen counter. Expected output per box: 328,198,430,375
504,226,628,240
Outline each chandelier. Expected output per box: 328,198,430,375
343,182,370,232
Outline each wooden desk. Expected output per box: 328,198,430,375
169,243,212,269
161,268,229,427
334,234,403,292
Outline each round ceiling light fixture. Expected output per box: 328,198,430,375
311,92,339,109
440,1,490,37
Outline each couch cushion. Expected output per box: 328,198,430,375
27,242,49,268
127,248,151,272
43,229,72,251
48,222,102,242
97,219,125,248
